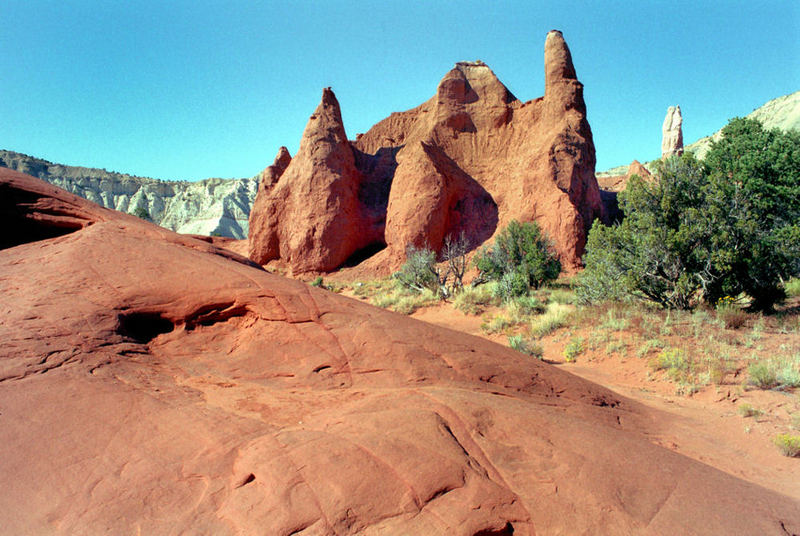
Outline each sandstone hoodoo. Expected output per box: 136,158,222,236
4,168,800,534
662,105,684,158
248,30,605,273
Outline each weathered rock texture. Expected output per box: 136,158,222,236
3,168,800,534
661,105,684,158
249,30,604,273
0,150,258,238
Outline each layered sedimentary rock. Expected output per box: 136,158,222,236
661,105,684,158
4,168,800,534
249,30,605,273
0,150,258,238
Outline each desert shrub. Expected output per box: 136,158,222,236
372,286,438,314
776,353,800,388
395,246,440,294
773,434,800,457
310,276,324,287
530,303,572,338
747,362,778,389
509,295,546,316
600,309,630,331
441,232,470,295
636,338,665,358
650,348,695,383
786,278,800,298
547,288,576,305
481,314,514,334
508,335,544,359
715,296,749,329
578,119,800,311
738,403,763,418
563,336,584,362
605,340,628,356
475,220,561,300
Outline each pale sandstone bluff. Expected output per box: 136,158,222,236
249,30,604,273
3,167,800,534
0,149,258,238
661,105,684,158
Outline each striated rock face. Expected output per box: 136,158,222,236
661,105,684,158
4,168,800,535
0,150,258,238
249,30,605,273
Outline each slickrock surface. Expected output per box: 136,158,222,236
661,105,684,158
249,30,604,273
2,168,799,535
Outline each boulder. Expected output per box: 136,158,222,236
662,105,684,158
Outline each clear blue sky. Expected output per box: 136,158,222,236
1,1,798,181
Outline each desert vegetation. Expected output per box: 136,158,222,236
334,118,800,457
579,118,800,312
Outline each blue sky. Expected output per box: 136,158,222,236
1,1,798,181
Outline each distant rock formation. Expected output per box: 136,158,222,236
661,105,684,158
0,150,258,238
596,160,654,222
249,30,604,273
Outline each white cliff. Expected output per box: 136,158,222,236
0,150,258,238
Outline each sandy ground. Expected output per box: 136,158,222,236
404,302,800,501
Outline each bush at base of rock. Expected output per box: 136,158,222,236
475,220,561,301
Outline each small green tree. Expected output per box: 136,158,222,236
578,118,800,311
132,206,151,221
577,154,711,309
474,220,561,299
701,118,800,310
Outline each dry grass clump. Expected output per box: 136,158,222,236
530,303,572,338
453,284,500,315
738,403,763,418
508,334,544,359
747,349,800,390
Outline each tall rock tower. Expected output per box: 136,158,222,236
662,105,684,158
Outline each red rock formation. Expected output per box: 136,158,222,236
247,146,291,262
3,168,800,534
249,31,604,273
247,89,375,272
596,160,655,222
